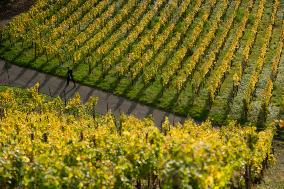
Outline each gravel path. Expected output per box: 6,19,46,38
0,0,188,126
257,141,284,189
0,60,187,126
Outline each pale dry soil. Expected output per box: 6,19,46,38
258,141,284,189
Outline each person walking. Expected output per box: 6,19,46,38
66,67,76,87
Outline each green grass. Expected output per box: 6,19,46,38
0,85,8,91
0,42,189,116
0,0,283,125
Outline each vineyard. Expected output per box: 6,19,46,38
0,85,276,188
0,0,283,125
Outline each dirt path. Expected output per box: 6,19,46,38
257,141,284,189
0,19,9,27
0,0,35,21
0,0,188,126
0,59,186,126
0,1,283,186
0,0,35,29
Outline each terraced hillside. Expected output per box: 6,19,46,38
0,0,283,125
0,85,275,188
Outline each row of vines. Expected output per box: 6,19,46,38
0,0,283,125
0,85,276,188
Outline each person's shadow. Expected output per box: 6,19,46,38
1,62,11,83
59,83,77,101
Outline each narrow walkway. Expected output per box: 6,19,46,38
0,59,187,126
0,1,187,127
257,140,284,189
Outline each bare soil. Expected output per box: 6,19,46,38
257,141,284,189
0,0,35,27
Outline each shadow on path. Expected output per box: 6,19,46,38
0,59,188,126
